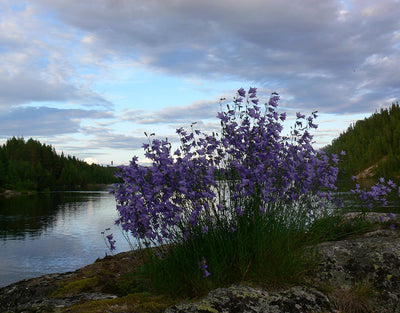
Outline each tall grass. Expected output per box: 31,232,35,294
139,201,326,297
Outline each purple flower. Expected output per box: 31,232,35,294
238,88,246,97
202,226,209,234
388,180,397,189
340,150,346,156
248,87,257,94
379,216,385,223
106,234,116,251
390,224,396,230
199,259,211,278
390,213,396,219
184,229,190,240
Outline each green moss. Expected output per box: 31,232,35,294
228,285,259,299
196,302,219,313
60,292,174,313
51,277,99,298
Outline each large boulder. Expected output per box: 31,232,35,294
165,285,332,313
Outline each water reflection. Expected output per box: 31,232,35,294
0,193,89,240
0,190,133,288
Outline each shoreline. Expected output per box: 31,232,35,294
2,213,400,312
0,189,35,198
2,221,400,312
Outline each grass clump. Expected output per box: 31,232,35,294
51,277,99,298
329,281,377,313
306,214,377,243
140,209,380,297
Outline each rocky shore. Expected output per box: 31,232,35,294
0,189,34,198
1,213,400,312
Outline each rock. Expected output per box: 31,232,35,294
310,228,400,312
164,285,332,313
0,272,117,312
0,189,34,198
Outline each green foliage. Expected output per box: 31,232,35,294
306,214,377,243
0,137,119,191
139,203,324,298
51,277,99,298
323,102,400,180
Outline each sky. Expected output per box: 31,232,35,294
0,0,399,166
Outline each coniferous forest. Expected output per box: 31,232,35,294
323,102,400,180
0,137,119,192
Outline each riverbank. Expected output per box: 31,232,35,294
0,184,112,199
0,189,35,198
1,213,400,312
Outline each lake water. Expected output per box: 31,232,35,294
1,183,400,288
0,188,133,288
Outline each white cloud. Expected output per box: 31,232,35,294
23,0,398,114
84,157,98,165
1,0,399,163
0,107,113,136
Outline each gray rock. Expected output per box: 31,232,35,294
164,285,332,313
0,272,117,312
311,228,400,312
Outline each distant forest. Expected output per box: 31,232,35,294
0,137,119,191
323,102,400,180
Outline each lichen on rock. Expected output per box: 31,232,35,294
165,285,332,313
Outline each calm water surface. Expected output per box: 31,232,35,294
0,189,132,288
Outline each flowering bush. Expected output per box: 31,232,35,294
111,87,399,295
350,176,398,210
113,88,340,245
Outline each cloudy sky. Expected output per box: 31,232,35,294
1,0,399,165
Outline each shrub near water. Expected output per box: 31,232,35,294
111,88,341,296
111,88,398,297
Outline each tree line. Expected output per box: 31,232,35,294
323,102,400,180
0,137,119,191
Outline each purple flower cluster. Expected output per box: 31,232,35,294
215,89,339,212
112,88,342,246
379,213,396,229
350,177,398,210
106,234,116,251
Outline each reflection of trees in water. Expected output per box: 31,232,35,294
0,192,101,241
